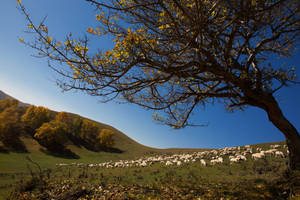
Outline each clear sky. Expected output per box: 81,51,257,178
0,0,299,149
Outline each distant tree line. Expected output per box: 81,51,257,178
0,99,114,154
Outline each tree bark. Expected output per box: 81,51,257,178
262,95,300,171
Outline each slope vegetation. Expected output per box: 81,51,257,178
0,90,205,168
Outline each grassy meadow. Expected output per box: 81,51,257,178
1,138,298,200
0,136,208,199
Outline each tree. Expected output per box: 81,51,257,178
21,105,52,135
80,119,100,146
34,120,68,152
71,116,83,136
98,129,115,149
0,103,25,151
0,99,19,113
55,112,73,131
19,0,300,170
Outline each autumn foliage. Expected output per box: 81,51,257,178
98,129,114,149
0,106,20,146
34,120,68,152
0,99,19,113
55,112,73,129
0,99,26,151
0,99,114,153
21,105,52,135
79,119,100,143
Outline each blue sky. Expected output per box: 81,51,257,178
0,0,299,149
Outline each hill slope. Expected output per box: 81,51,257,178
0,90,29,106
0,90,159,156
0,90,13,101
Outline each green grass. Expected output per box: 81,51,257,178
0,93,294,199
5,154,292,200
0,136,209,199
1,138,293,199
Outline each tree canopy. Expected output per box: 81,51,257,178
0,105,20,144
80,119,100,143
34,120,68,151
55,112,74,131
19,0,300,128
21,105,52,134
0,99,19,113
0,100,26,150
98,128,115,149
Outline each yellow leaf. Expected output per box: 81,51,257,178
28,24,34,29
159,11,165,17
87,28,93,34
158,25,165,30
42,26,48,33
55,41,62,47
95,14,104,21
46,36,52,43
186,3,194,8
17,0,21,5
18,38,24,43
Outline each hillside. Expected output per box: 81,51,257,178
0,90,13,101
0,90,29,107
0,90,208,198
0,90,159,156
0,90,206,158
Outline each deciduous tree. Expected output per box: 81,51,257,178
19,0,300,170
0,103,25,150
0,99,19,113
71,116,83,136
34,120,68,152
98,129,114,149
56,112,73,131
21,105,52,135
80,119,100,145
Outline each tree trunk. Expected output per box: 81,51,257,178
263,95,300,171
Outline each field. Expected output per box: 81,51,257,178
0,136,207,199
1,138,298,200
